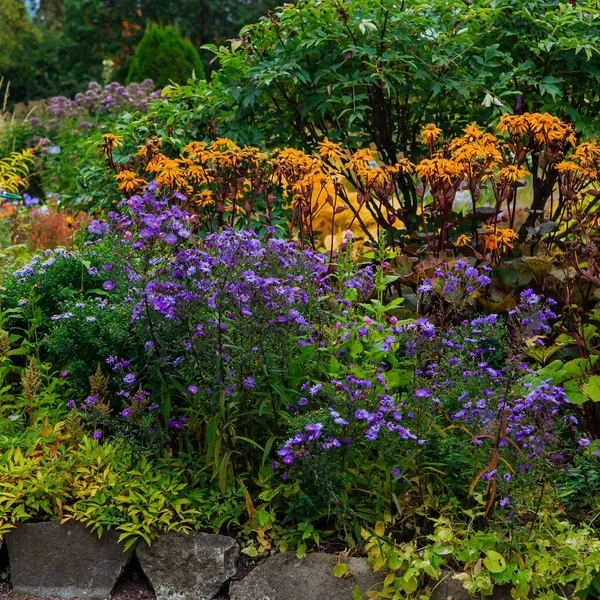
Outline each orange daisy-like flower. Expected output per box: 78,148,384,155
317,138,344,162
115,170,146,193
455,234,472,247
420,123,442,146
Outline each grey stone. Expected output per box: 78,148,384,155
5,520,134,599
229,552,385,600
429,569,513,600
136,531,239,600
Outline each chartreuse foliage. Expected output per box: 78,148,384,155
356,517,600,599
0,423,199,550
0,148,34,195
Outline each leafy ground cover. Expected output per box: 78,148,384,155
1,1,600,598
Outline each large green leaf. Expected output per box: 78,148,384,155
582,375,600,402
484,549,506,573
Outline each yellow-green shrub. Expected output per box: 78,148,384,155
0,422,200,549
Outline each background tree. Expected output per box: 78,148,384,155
0,0,282,104
190,0,600,233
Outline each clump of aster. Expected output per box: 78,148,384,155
416,258,492,323
509,288,558,342
395,303,582,516
71,184,339,459
99,184,332,411
276,284,584,521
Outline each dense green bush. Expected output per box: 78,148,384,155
127,24,205,89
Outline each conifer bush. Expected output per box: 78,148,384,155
127,24,205,90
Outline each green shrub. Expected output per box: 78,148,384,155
127,24,205,89
0,424,201,548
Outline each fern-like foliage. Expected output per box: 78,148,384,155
0,148,34,194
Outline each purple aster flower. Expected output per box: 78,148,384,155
188,385,198,394
123,373,136,385
305,422,323,439
309,383,322,396
121,408,131,418
243,377,256,389
499,497,510,507
103,280,115,291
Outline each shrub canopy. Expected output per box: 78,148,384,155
127,23,205,89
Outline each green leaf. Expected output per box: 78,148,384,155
483,550,506,573
564,379,589,405
241,545,258,557
582,375,600,402
334,563,348,578
296,543,307,559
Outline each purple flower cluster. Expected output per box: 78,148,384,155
30,80,161,130
79,183,335,415
509,288,557,338
417,258,492,321
418,258,491,295
13,248,73,283
274,279,586,513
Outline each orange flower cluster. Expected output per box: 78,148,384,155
102,112,599,256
